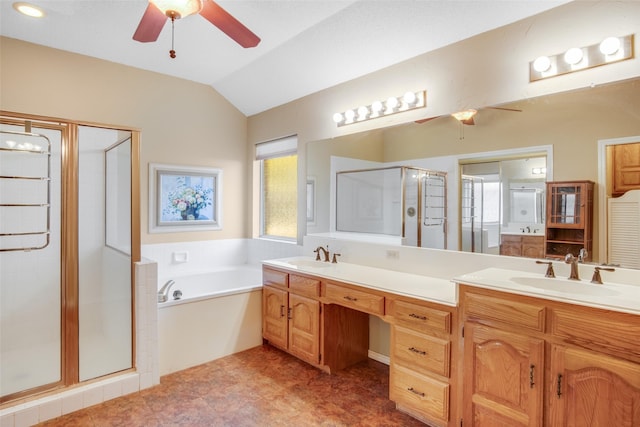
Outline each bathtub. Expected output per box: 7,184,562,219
157,265,263,375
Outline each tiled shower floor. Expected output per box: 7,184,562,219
37,344,426,426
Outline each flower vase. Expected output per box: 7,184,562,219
181,207,200,220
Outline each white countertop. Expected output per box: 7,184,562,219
500,231,544,236
262,257,457,307
262,257,639,315
454,267,640,315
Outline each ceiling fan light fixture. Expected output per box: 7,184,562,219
451,109,477,122
12,2,45,18
150,0,202,19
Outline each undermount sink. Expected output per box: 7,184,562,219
511,276,619,297
285,259,334,269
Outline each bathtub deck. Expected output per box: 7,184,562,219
37,344,425,426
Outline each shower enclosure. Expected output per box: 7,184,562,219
0,115,139,403
336,166,447,248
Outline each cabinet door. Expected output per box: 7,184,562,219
547,183,586,228
288,293,320,365
500,235,522,257
521,236,544,259
548,345,640,426
613,142,640,196
262,286,288,350
463,323,544,427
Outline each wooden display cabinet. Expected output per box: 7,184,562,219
544,181,594,260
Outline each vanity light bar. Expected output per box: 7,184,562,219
529,34,634,82
332,90,426,127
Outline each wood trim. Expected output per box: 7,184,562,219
130,131,141,369
62,123,79,384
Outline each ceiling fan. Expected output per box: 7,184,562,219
416,106,522,126
133,0,260,58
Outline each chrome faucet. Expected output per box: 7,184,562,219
314,245,330,262
158,279,175,303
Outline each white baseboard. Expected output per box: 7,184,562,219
368,350,390,365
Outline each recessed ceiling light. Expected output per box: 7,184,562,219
13,2,45,18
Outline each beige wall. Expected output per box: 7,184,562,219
248,2,640,146
0,37,248,244
247,1,640,241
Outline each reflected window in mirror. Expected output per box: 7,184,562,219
460,155,547,256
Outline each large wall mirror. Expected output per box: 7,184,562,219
306,77,640,267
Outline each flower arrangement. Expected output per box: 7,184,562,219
164,179,213,220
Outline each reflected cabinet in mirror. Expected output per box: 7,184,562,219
306,78,640,268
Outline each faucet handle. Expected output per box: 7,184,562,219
332,253,341,264
591,266,615,284
313,248,321,261
536,260,555,278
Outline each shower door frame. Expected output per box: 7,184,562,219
0,111,141,405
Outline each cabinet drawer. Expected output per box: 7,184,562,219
289,274,320,298
550,307,640,363
464,291,546,332
263,268,288,288
393,300,451,334
390,364,449,423
324,282,384,315
393,326,450,377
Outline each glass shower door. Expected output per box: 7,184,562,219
0,124,62,400
78,126,132,381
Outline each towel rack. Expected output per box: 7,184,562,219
0,128,51,252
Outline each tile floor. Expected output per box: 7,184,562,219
37,345,426,426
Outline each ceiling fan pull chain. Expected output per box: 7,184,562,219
169,16,176,59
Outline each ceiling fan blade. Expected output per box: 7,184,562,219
133,2,167,42
487,106,523,112
200,0,260,48
415,116,443,124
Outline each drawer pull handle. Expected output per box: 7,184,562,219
280,305,285,317
287,308,292,320
407,387,425,397
408,347,427,356
556,374,563,397
343,295,358,302
530,364,535,388
409,313,427,321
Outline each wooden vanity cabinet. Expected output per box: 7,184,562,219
387,297,458,427
460,285,640,427
262,267,321,366
544,181,593,260
500,234,544,258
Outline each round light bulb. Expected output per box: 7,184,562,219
533,56,551,72
564,47,583,65
599,37,621,55
386,97,399,110
332,112,344,123
371,100,383,113
357,106,369,120
344,109,356,121
403,91,417,105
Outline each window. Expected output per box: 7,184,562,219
256,136,298,240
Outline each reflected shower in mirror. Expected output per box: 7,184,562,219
305,78,640,266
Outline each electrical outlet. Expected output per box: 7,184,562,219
172,251,189,263
386,250,399,259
